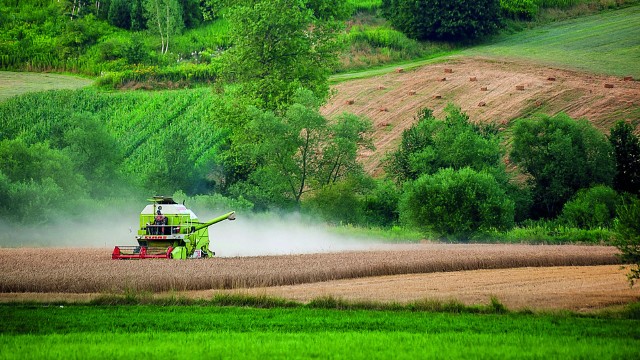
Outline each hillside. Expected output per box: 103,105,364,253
322,57,639,174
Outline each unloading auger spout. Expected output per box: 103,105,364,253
191,211,236,233
112,196,236,260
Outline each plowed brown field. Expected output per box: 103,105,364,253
321,57,640,174
2,245,638,311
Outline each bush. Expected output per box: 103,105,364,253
386,106,504,184
381,0,502,41
560,185,620,229
510,113,615,219
500,0,539,18
302,178,369,225
399,167,515,239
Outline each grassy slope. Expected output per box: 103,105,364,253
0,72,93,102
333,5,640,82
0,305,638,359
466,6,640,78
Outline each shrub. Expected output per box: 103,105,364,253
510,113,615,219
386,106,504,184
302,179,368,225
381,0,502,41
560,185,620,229
399,167,515,239
500,0,539,18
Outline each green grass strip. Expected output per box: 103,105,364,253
0,303,638,359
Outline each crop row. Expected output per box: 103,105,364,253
0,244,620,293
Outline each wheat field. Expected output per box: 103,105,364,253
0,244,621,293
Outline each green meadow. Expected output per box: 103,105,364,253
467,6,640,78
1,304,639,359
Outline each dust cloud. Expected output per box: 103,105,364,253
206,212,387,257
0,209,387,256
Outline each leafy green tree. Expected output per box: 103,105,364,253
559,185,620,229
230,89,372,209
130,0,146,30
362,179,400,227
400,167,515,239
610,121,640,195
510,113,615,219
62,113,122,196
381,0,501,41
386,105,503,184
0,139,88,223
143,0,183,54
221,0,343,110
614,198,640,286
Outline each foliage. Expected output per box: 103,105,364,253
0,88,231,200
610,121,640,195
381,0,502,41
108,0,132,29
614,198,640,285
386,106,504,184
483,222,615,244
221,0,344,110
510,113,615,219
501,0,539,18
144,0,183,54
229,89,373,209
0,139,88,223
362,179,400,226
559,185,620,229
400,167,515,239
303,177,370,225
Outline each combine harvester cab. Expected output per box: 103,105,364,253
112,196,235,260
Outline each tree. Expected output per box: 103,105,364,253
510,113,615,219
614,198,640,286
221,0,344,110
107,0,131,29
610,121,640,195
143,0,183,54
386,105,503,184
230,89,372,209
399,167,515,239
381,0,501,41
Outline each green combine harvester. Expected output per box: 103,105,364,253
112,196,235,259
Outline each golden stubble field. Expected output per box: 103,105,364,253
2,244,639,311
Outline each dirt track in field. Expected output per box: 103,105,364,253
1,245,638,311
321,57,640,175
209,265,639,312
